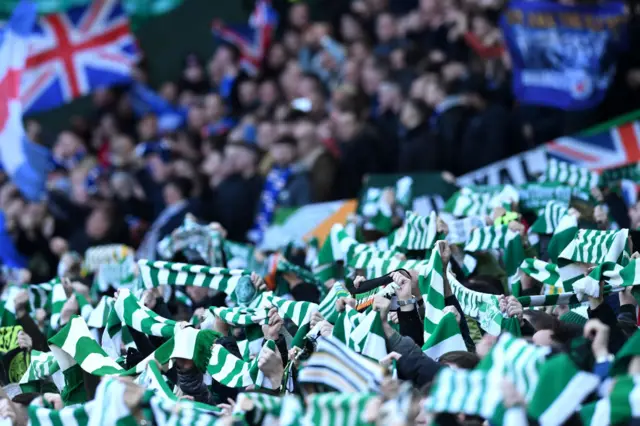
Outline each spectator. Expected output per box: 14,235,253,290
293,118,337,202
211,142,263,242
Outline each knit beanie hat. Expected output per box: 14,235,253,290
559,311,588,327
170,328,220,373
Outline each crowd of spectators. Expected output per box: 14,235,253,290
3,0,640,280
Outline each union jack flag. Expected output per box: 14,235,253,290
211,0,278,75
21,0,140,114
546,121,640,172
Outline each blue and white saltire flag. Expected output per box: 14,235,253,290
0,0,53,202
501,0,627,110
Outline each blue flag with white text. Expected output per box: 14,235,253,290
501,0,627,110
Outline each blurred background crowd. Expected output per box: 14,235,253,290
3,0,640,283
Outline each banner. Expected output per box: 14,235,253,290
457,148,547,186
458,120,640,186
501,0,627,110
358,172,459,217
0,0,185,17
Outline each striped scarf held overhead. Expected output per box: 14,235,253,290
419,247,466,360
249,166,292,244
444,185,519,218
527,354,601,426
28,400,94,426
137,259,249,295
529,201,569,235
86,296,114,329
464,225,526,288
446,269,511,336
559,228,630,266
113,289,179,339
49,316,125,377
539,158,600,189
517,258,585,296
156,214,225,266
478,333,551,402
303,392,378,426
135,359,221,415
580,375,640,426
599,162,640,186
392,211,438,250
331,307,387,361
298,335,385,393
276,258,326,299
19,350,60,387
547,214,579,264
424,367,504,421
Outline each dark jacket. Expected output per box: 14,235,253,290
211,173,263,242
278,170,312,208
398,121,436,173
333,127,383,200
386,330,441,387
458,104,512,174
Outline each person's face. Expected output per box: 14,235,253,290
344,60,360,85
361,65,382,96
400,102,420,127
201,151,222,176
270,143,296,166
340,15,363,43
160,82,178,103
267,44,288,70
441,62,468,83
226,145,256,171
187,106,206,130
283,30,301,55
390,48,406,70
349,42,370,63
137,116,158,141
173,159,195,179
279,62,302,98
293,121,316,153
630,202,640,226
376,14,396,42
472,16,491,38
298,76,317,98
86,208,110,240
288,4,309,30
257,122,277,150
259,81,279,106
163,182,183,205
420,0,438,13
174,358,195,371
532,329,555,346
213,46,234,69
204,94,224,121
335,112,358,141
378,84,400,111
147,155,170,183
239,81,258,107
110,135,134,167
110,173,133,199
54,132,81,159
